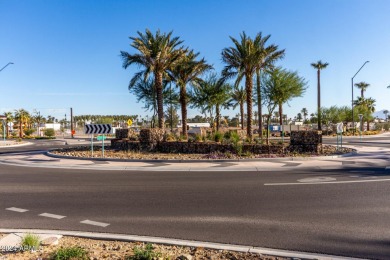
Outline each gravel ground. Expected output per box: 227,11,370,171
0,234,287,260
51,145,353,160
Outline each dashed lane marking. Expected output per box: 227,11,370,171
80,219,110,227
6,207,28,213
39,213,66,219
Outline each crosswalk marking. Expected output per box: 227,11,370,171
6,207,28,213
39,213,66,219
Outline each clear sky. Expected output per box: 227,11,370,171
1,0,389,121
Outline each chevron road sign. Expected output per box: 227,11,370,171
84,124,112,134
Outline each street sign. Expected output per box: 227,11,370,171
336,122,343,134
84,124,112,134
97,135,106,141
127,119,133,126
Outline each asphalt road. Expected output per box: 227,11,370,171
0,137,389,259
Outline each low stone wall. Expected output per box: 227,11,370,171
290,130,322,153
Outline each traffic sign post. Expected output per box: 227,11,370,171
336,122,344,150
97,135,107,157
84,124,112,158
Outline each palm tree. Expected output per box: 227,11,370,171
301,108,308,124
4,111,13,138
383,110,389,122
254,33,285,140
222,32,263,140
354,82,370,98
229,86,246,130
14,109,30,138
191,74,231,131
169,50,211,138
121,29,186,129
311,60,329,131
354,97,376,130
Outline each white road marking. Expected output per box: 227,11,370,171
297,177,336,183
39,213,66,219
6,207,28,213
264,178,390,186
80,219,110,227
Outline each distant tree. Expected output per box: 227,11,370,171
384,110,389,122
14,109,30,138
4,111,13,138
229,85,246,130
311,60,329,131
296,113,303,122
301,108,308,124
354,82,370,98
354,97,376,130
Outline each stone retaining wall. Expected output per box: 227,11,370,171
290,130,322,153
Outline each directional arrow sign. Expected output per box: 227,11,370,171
84,124,112,134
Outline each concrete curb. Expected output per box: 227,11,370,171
0,229,360,260
45,147,358,163
0,142,32,149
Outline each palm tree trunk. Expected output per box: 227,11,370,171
155,71,165,129
240,103,244,130
256,69,262,141
317,69,321,131
367,120,370,131
279,103,283,137
19,120,22,138
216,105,220,132
180,84,188,139
266,116,271,145
245,73,253,141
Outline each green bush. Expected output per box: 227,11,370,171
126,243,161,260
23,128,35,136
51,246,89,260
223,131,232,140
44,128,55,137
195,134,202,142
213,131,223,142
20,233,41,251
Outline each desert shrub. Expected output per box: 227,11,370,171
213,131,223,142
44,128,55,137
51,246,89,260
23,128,35,136
195,134,202,142
126,243,161,260
20,233,40,251
223,131,232,140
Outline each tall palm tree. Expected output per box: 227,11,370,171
229,86,246,130
354,81,370,98
169,50,211,138
121,29,186,129
311,60,329,131
14,109,30,138
4,111,13,138
301,108,308,124
254,33,285,140
222,32,263,140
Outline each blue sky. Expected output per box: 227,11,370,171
1,0,389,121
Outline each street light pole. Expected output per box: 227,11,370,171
351,61,369,135
0,62,14,72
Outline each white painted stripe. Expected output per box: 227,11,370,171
39,213,66,219
6,207,28,213
80,220,110,227
265,178,390,186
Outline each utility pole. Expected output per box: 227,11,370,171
70,107,74,138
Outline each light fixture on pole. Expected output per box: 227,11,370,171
351,61,369,135
0,62,14,72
